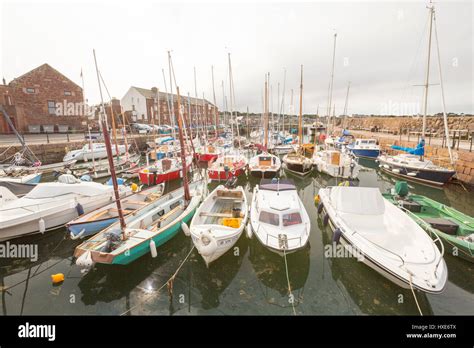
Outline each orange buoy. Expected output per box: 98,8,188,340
51,273,65,284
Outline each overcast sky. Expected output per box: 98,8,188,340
1,0,472,116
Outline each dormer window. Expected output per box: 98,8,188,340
26,88,35,94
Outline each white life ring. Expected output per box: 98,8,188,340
197,230,217,257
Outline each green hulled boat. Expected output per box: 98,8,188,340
383,181,474,263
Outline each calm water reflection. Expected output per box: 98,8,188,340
1,154,473,315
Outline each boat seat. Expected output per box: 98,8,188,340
200,212,233,218
127,200,148,205
422,217,459,235
213,196,244,201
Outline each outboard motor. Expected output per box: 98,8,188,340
225,176,238,188
101,232,122,253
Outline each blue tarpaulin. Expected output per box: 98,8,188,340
391,139,425,156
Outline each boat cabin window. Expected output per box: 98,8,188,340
282,212,302,226
360,140,368,144
259,211,280,226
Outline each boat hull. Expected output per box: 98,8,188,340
112,206,196,265
249,168,279,179
197,153,219,162
378,159,455,186
208,166,246,180
139,165,189,185
349,148,380,159
68,217,118,238
283,162,311,176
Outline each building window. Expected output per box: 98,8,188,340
4,94,12,105
64,90,72,96
47,100,56,115
26,88,35,94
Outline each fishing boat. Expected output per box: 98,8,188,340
0,171,42,184
312,149,360,179
272,143,297,156
383,181,474,263
376,4,456,187
67,183,164,239
249,153,281,179
138,154,193,185
188,184,248,266
346,138,380,159
317,186,448,293
248,179,310,254
207,153,248,181
0,174,129,241
63,143,128,162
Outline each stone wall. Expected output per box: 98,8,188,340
349,129,474,186
343,116,474,135
0,135,150,165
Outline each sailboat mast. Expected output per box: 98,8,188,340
102,119,127,234
120,106,130,161
264,74,269,150
298,65,303,146
433,6,454,165
228,53,240,148
327,33,337,133
211,65,218,135
168,51,177,140
422,5,434,139
175,87,191,202
93,49,109,131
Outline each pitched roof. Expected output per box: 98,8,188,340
131,86,215,107
10,63,82,90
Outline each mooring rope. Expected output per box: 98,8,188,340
283,249,297,316
408,273,423,316
120,245,195,316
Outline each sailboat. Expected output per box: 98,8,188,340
75,57,204,266
248,179,310,254
377,4,456,187
312,33,361,180
249,74,282,179
282,65,313,176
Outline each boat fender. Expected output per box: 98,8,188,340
76,250,95,268
70,229,85,240
181,222,191,236
333,228,342,244
51,273,64,285
76,202,85,216
39,218,46,233
197,231,217,257
317,202,324,214
323,213,329,227
246,224,253,239
150,239,158,258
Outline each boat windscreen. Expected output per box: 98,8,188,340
260,178,296,191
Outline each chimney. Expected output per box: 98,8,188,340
2,77,5,85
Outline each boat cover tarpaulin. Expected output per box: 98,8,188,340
0,181,35,197
330,187,385,215
391,139,425,156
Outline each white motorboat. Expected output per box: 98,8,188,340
0,186,17,207
189,185,248,266
63,143,128,162
312,149,360,179
248,152,281,179
248,179,310,254
0,174,130,241
317,186,447,293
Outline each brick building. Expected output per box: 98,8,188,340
0,64,87,133
121,86,219,127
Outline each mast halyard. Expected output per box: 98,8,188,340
422,4,434,141
298,65,304,149
327,32,337,134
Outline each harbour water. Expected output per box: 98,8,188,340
1,156,473,316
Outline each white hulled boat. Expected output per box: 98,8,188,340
249,179,310,254
317,186,447,293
